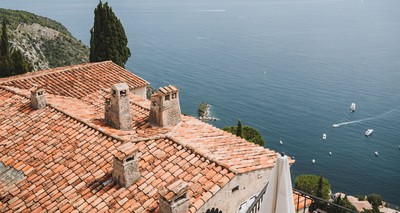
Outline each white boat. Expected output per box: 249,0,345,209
332,124,340,128
322,133,327,140
365,129,374,136
329,152,332,156
350,103,356,112
375,151,379,156
312,159,316,164
279,140,283,145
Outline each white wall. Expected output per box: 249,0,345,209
131,86,147,99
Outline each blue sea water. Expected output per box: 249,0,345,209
2,0,400,205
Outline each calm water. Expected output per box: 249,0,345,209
2,0,400,205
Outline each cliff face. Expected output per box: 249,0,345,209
0,8,89,70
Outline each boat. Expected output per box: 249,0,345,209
312,159,316,164
350,103,356,112
329,152,332,156
365,129,374,136
375,151,379,156
322,133,327,140
279,140,283,145
332,124,340,128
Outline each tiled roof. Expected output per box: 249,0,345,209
0,87,234,212
0,62,290,212
0,61,148,99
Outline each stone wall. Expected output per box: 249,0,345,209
197,168,272,213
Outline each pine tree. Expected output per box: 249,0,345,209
90,1,131,67
236,120,243,137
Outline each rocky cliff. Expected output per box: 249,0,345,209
0,8,89,70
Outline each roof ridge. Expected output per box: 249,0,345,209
129,134,238,174
0,61,113,84
0,85,126,144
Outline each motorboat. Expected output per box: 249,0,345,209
322,133,327,140
329,152,332,156
350,103,356,112
279,140,283,145
375,151,379,156
312,159,316,164
365,129,374,136
332,124,340,128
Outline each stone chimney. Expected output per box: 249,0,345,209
148,85,181,127
105,83,132,130
159,179,189,213
112,147,140,188
30,86,46,109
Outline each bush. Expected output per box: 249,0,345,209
223,123,266,146
367,194,383,207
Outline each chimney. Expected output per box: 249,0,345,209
112,147,140,188
30,86,46,109
148,85,181,127
105,83,133,130
159,179,189,213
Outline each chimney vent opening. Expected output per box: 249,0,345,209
30,86,46,110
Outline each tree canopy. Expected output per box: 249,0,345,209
223,121,266,146
90,1,131,67
330,194,357,213
0,19,32,77
294,174,331,200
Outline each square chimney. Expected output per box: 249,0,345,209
148,85,181,127
105,83,133,130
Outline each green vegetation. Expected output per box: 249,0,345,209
367,194,383,207
236,120,243,136
198,102,208,117
90,1,131,67
294,174,331,200
0,19,32,77
0,8,71,35
223,120,266,146
146,85,155,99
330,194,357,213
0,8,89,71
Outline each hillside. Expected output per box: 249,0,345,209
0,8,89,70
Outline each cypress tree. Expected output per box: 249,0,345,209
236,120,243,137
1,19,9,58
0,19,32,77
90,1,131,67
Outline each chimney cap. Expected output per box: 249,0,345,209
114,143,138,161
159,179,188,202
112,83,130,91
158,85,178,95
29,84,45,93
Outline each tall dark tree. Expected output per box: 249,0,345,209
236,120,243,137
1,19,9,58
0,19,32,77
90,1,131,67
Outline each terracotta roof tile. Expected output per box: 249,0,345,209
0,62,289,212
0,61,148,99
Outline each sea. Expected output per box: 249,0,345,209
1,0,400,206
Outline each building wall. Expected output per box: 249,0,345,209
131,86,147,99
197,168,273,213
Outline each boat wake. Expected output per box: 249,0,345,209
332,107,400,128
